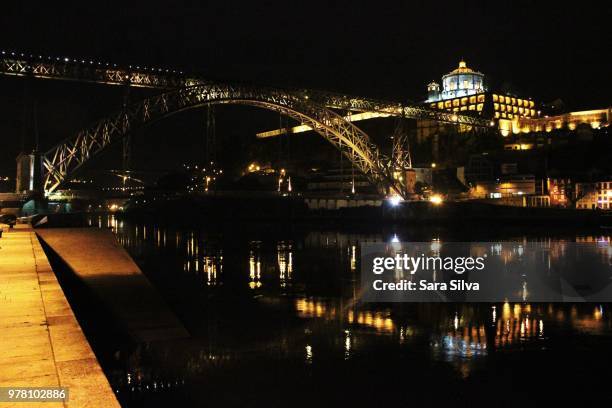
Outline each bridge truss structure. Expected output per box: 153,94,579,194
0,51,491,127
40,84,404,195
1,51,493,196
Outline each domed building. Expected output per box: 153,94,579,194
421,60,539,138
426,60,486,102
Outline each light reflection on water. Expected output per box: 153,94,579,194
87,214,612,406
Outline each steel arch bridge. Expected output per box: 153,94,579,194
1,51,494,197
42,83,405,196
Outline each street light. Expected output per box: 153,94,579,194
429,194,443,205
387,194,402,206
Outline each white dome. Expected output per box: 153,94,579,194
439,60,486,99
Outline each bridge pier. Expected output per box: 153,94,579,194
402,168,417,195
15,150,43,194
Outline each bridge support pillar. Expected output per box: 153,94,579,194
390,168,417,198
15,151,43,194
403,168,416,195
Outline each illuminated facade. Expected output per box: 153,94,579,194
423,61,611,140
515,108,611,134
576,181,612,210
547,178,571,207
421,60,538,138
426,91,538,137
469,175,537,198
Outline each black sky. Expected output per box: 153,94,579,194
1,1,610,176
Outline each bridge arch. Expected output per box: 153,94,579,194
42,84,403,195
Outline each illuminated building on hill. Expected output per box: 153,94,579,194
419,60,610,143
514,108,611,134
420,60,538,139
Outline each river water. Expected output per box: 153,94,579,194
84,214,612,407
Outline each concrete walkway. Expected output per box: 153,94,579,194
0,225,121,408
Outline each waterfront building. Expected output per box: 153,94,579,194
469,174,537,199
306,168,372,195
576,181,612,210
468,176,551,207
547,178,571,207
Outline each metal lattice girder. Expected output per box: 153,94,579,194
1,52,491,127
42,84,406,196
0,51,187,88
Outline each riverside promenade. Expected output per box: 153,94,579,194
0,224,121,408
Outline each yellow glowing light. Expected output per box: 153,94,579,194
247,163,260,173
429,194,443,205
431,162,437,168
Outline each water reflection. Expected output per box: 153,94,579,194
277,242,293,288
87,214,612,406
248,244,262,289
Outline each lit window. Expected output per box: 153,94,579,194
519,107,524,114
517,99,523,106
469,96,476,103
513,106,518,113
444,101,452,108
505,96,511,104
530,109,535,116
438,102,444,109
460,106,467,111
477,103,483,111
460,97,467,105
529,101,535,108
500,105,506,111
453,99,460,107
508,113,513,119
501,113,507,118
453,107,459,112
431,103,436,109
494,103,499,110
493,94,499,102
463,80,469,89
469,105,475,110
495,112,500,118
477,94,485,102
511,98,516,105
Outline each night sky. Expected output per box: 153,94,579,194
1,1,610,179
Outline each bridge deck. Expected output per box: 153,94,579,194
36,228,189,342
0,224,120,408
